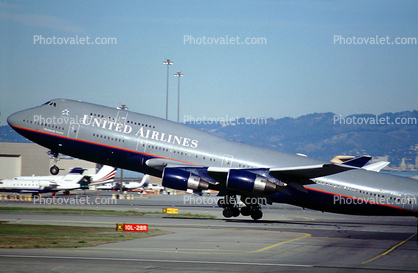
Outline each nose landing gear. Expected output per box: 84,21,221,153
48,151,61,175
50,165,59,175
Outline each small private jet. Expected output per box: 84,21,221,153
0,165,116,196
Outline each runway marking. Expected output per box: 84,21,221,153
249,233,311,253
361,232,417,264
0,254,313,268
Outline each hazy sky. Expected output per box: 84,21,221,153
1,0,417,125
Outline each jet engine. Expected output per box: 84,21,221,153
226,169,278,194
162,168,209,191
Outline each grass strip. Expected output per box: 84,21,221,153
0,223,171,248
0,207,215,219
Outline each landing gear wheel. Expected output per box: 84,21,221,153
223,208,233,218
50,165,59,175
250,209,263,220
240,206,251,216
232,207,240,217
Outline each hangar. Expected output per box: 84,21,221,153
0,142,96,179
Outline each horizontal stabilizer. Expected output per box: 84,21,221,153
67,168,85,174
363,161,390,172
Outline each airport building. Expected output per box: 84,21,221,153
0,142,96,179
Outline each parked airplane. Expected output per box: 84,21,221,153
89,165,117,185
0,167,88,195
0,165,116,195
7,99,418,220
97,174,149,191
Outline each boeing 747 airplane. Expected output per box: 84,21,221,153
7,99,418,220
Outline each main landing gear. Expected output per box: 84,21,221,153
48,151,60,175
218,195,263,220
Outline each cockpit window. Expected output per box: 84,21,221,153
42,101,56,107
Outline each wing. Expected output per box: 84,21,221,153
269,163,356,182
146,155,357,196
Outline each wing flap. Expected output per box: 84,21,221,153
269,163,355,182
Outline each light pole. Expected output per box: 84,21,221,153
174,72,183,123
163,59,173,120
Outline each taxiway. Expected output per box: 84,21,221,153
0,192,417,272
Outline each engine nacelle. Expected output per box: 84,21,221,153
162,168,209,191
226,169,278,194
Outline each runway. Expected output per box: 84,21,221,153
0,192,418,272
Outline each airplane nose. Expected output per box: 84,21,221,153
7,112,20,127
7,109,29,128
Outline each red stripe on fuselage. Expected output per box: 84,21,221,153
10,125,201,166
305,186,415,213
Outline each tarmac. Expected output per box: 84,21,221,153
0,191,418,272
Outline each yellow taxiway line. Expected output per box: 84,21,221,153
362,233,417,264
249,233,311,253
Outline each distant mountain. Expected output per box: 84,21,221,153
185,111,418,169
0,125,31,143
2,110,418,169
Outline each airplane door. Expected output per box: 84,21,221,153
68,123,80,139
116,111,128,126
222,154,234,167
136,138,148,153
403,194,415,210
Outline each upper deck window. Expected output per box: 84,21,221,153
42,101,56,107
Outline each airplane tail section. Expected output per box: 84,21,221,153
62,168,86,183
331,155,372,168
78,176,92,189
139,174,150,188
90,165,117,185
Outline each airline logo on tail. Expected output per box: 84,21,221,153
90,165,117,185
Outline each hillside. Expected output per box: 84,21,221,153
185,111,418,170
